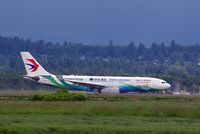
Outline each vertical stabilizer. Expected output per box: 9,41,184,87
20,52,50,76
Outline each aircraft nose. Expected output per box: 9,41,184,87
166,83,171,89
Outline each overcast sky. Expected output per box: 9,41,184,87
0,0,200,45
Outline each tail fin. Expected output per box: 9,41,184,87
20,52,51,76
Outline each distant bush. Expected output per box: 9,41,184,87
33,90,88,101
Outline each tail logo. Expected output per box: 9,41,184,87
25,59,39,72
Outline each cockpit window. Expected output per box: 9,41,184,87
162,81,166,84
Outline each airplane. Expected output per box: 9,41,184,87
20,52,171,94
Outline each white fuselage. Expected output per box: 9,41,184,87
60,75,171,90
33,75,171,93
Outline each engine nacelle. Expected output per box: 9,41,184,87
101,87,120,94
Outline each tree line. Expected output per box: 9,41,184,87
0,35,200,93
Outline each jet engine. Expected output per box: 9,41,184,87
101,87,120,94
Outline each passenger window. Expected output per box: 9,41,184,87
89,78,93,81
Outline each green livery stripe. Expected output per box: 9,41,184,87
59,79,72,87
121,84,161,92
43,75,64,88
42,75,91,92
43,75,73,89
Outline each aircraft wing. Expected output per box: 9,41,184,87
66,80,107,90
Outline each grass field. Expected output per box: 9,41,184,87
0,91,200,134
